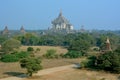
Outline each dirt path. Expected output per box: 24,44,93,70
0,64,78,80
34,64,77,76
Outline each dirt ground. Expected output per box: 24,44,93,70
0,62,26,78
24,69,119,80
0,58,82,78
0,46,119,80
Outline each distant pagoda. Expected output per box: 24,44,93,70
80,25,85,33
20,26,26,33
105,37,112,51
2,26,9,35
51,11,74,31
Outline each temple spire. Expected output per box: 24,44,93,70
20,26,26,33
80,25,85,33
59,9,63,17
106,37,112,51
2,26,9,35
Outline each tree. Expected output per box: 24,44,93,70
68,33,93,52
1,38,21,53
96,51,120,73
15,33,39,45
20,57,42,76
63,50,84,58
27,47,34,52
0,36,7,44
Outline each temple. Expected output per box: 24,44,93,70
80,25,85,33
20,26,26,33
51,11,74,31
2,26,9,35
106,37,112,51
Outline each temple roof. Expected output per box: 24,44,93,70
20,26,26,33
52,11,71,25
3,26,9,34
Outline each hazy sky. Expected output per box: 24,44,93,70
0,0,120,30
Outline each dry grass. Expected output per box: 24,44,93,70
0,59,119,80
24,69,119,80
41,58,82,69
0,62,26,78
0,46,68,78
0,46,119,80
19,46,68,56
0,58,82,78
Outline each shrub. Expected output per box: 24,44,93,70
0,51,30,62
93,47,99,51
20,57,42,76
27,47,34,52
87,56,97,68
15,51,29,59
1,54,19,62
63,50,84,58
80,60,88,69
43,49,57,58
36,48,41,51
1,38,21,53
96,51,120,73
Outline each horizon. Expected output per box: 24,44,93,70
0,0,120,30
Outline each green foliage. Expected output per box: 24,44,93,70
87,56,97,68
68,33,92,52
43,49,57,58
36,48,41,51
93,47,100,51
20,57,42,76
115,45,120,52
82,46,120,74
1,54,19,62
80,56,96,69
0,36,7,44
1,38,21,53
80,60,88,68
27,47,34,52
15,33,39,45
63,50,84,58
15,51,29,59
96,51,120,73
1,51,29,62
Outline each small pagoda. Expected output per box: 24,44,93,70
2,26,9,35
20,26,26,34
105,37,112,51
80,25,85,33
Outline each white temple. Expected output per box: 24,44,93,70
51,11,74,31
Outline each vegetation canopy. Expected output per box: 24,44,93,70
20,57,42,76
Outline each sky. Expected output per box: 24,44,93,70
0,0,120,30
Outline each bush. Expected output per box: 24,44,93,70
63,50,84,58
96,51,120,73
1,38,21,53
80,56,96,69
15,51,29,59
1,54,19,62
43,49,57,59
87,56,97,67
20,57,42,76
0,51,30,62
80,60,88,69
36,48,41,51
27,47,34,52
